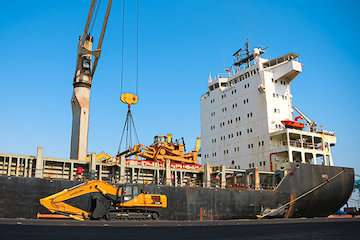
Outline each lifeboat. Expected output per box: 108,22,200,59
281,120,304,130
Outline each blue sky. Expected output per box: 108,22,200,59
0,0,359,173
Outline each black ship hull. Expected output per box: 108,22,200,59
0,164,354,220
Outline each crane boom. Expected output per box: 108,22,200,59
70,0,112,160
293,106,317,131
91,0,112,77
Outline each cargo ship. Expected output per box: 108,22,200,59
0,43,354,220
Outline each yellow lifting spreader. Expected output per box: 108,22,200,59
120,92,138,106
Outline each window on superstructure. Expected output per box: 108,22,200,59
249,163,252,168
260,162,262,167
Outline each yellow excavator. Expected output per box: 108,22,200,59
121,134,201,164
37,180,167,221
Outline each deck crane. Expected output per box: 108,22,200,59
293,106,317,132
70,0,112,160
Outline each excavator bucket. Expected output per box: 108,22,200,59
90,194,111,219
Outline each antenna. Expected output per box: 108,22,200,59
245,40,250,67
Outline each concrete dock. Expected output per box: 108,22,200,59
1,218,359,240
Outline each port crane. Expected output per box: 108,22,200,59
70,0,112,160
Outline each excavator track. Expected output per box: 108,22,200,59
108,209,159,220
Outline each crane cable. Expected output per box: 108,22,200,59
120,0,126,93
118,0,141,154
120,0,140,96
89,0,102,35
136,0,140,96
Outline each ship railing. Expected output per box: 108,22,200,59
303,142,314,149
314,143,324,150
289,140,323,150
225,184,275,191
289,140,301,148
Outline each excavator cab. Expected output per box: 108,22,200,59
118,184,142,203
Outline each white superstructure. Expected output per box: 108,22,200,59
200,45,336,171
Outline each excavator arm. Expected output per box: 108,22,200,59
39,180,120,220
